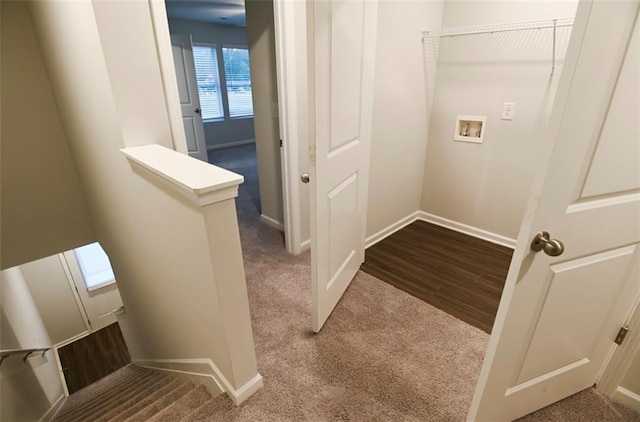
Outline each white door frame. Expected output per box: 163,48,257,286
149,0,189,156
150,0,303,254
273,0,308,255
149,0,640,413
597,298,640,400
272,0,306,255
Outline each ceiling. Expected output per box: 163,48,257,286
165,0,246,27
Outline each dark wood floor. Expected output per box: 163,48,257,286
361,221,513,333
58,322,131,394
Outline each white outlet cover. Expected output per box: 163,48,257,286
501,102,516,120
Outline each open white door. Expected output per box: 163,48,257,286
171,34,208,162
309,0,378,332
469,2,640,420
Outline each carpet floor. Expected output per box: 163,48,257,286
206,144,639,421
56,144,640,420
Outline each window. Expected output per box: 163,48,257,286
192,45,224,120
192,44,253,120
74,242,115,291
222,47,253,118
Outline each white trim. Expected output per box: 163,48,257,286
260,214,285,231
148,0,189,155
53,331,92,397
612,387,640,413
597,295,640,398
417,212,517,249
274,0,305,255
85,278,116,292
365,212,421,249
133,358,263,405
300,238,311,252
122,144,243,206
58,254,92,333
206,139,255,151
38,395,65,422
364,211,516,250
55,331,91,350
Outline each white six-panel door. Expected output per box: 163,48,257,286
171,34,209,163
310,0,378,333
469,1,640,420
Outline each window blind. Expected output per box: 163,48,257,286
222,47,254,118
193,45,224,120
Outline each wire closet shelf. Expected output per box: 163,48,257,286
422,17,575,75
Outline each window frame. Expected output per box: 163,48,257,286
221,44,254,120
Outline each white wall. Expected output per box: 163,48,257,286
366,0,445,239
0,1,95,270
28,0,257,391
420,1,578,240
168,18,255,149
246,0,285,228
20,255,87,345
1,267,64,422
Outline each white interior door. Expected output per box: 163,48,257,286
469,2,640,420
62,251,123,333
310,0,378,333
171,34,208,162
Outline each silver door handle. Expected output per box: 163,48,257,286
301,173,310,183
531,231,565,256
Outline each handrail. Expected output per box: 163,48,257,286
0,347,51,368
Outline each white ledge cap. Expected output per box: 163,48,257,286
122,144,243,206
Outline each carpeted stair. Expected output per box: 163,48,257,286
53,364,225,421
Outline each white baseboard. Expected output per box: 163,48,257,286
613,386,640,413
206,139,255,151
133,358,263,405
417,212,517,249
365,211,421,249
300,239,311,252
260,214,285,231
39,395,65,422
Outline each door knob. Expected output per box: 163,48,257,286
195,108,201,114
531,231,565,256
301,173,310,183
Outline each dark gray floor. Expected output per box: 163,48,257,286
208,143,261,215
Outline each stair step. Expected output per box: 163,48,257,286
64,372,172,422
53,365,226,422
57,365,149,413
124,379,196,422
96,376,187,422
181,394,234,422
55,367,166,421
146,384,212,422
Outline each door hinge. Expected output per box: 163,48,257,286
615,326,629,345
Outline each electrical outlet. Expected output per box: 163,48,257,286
501,102,516,120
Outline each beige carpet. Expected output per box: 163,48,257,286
56,146,640,420
212,146,640,421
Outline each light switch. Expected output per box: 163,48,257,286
501,102,516,120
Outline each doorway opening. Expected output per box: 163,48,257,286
165,0,286,240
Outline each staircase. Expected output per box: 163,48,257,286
53,364,224,421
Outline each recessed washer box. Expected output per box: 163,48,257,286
454,115,486,144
